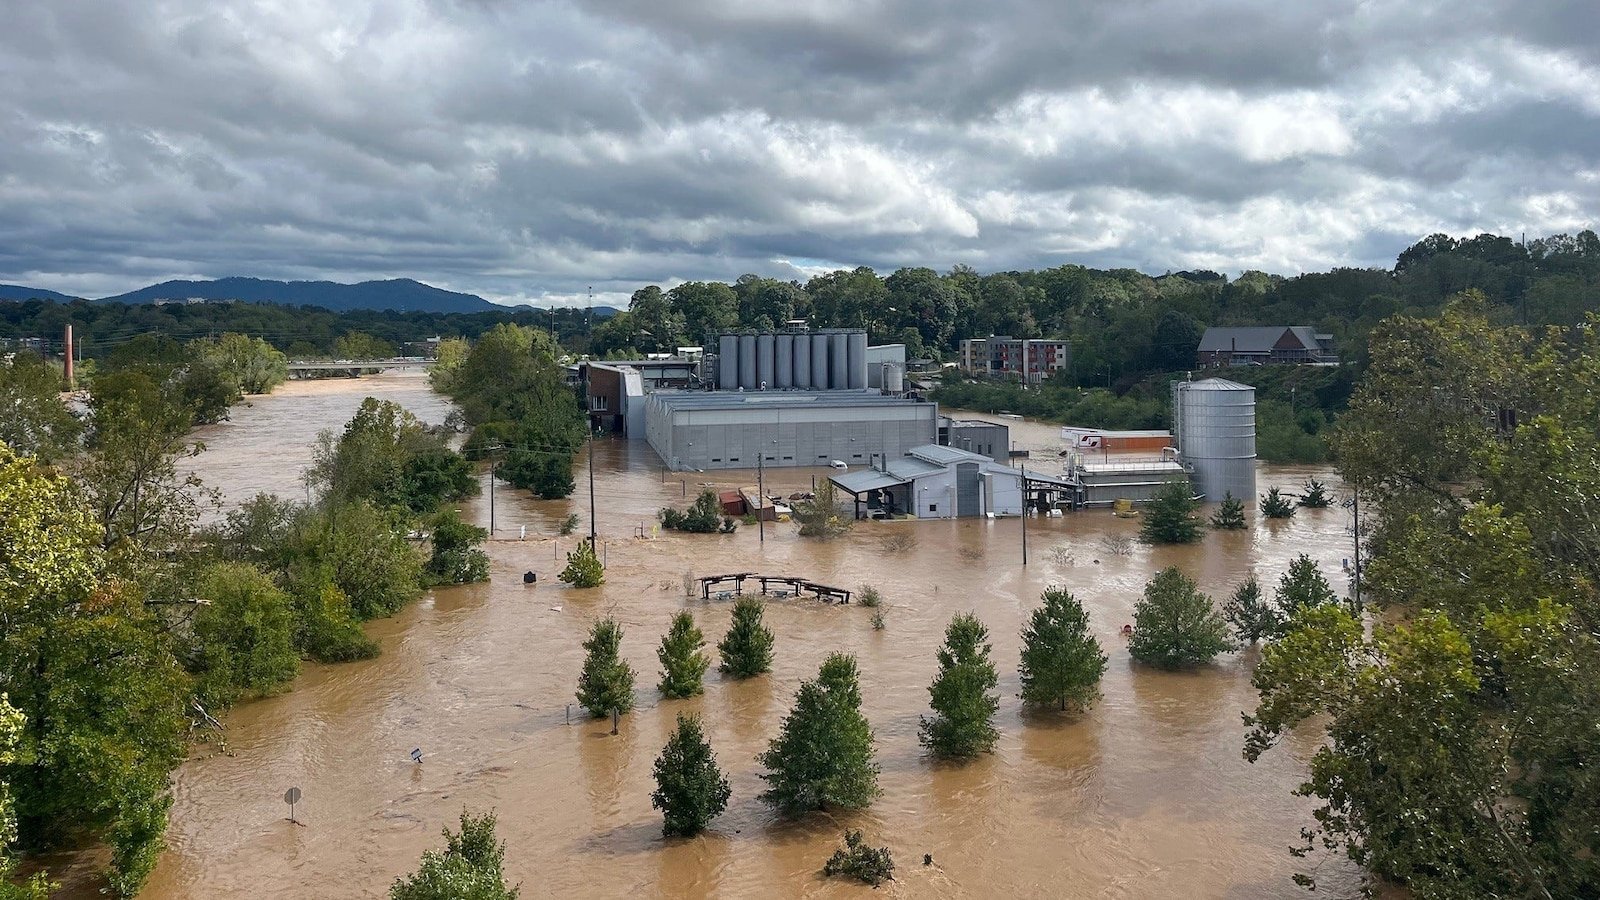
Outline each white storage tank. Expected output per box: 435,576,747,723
776,334,793,389
1173,377,1256,502
718,334,738,390
847,332,867,389
738,334,757,390
756,334,775,389
882,362,904,394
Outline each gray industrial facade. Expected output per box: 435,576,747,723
644,390,939,471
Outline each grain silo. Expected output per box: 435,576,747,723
718,335,738,390
847,332,867,389
1172,377,1256,502
882,362,905,394
756,334,775,389
775,333,793,388
793,333,811,388
738,334,757,390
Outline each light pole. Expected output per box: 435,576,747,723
485,442,503,537
1020,462,1028,566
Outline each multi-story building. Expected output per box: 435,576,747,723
1196,327,1339,367
958,336,1069,384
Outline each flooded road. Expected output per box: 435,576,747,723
137,386,1367,898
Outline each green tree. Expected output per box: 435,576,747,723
187,561,301,706
1209,491,1247,530
1139,478,1202,544
758,653,880,814
1298,478,1333,508
1018,587,1107,711
193,332,288,395
425,510,488,585
717,596,774,677
657,612,710,699
0,694,53,900
575,617,635,718
650,714,730,837
287,500,424,619
794,478,850,539
919,613,1000,758
0,352,80,463
823,830,895,887
334,331,396,360
1128,567,1231,668
559,539,605,588
390,809,518,900
1222,576,1279,645
1258,487,1295,518
428,337,471,393
1273,554,1341,623
660,489,722,533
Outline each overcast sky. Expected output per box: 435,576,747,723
2,1,1597,306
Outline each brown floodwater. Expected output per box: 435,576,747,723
114,378,1368,898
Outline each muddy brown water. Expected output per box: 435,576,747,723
93,376,1370,897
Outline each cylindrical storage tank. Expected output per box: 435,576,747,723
847,331,867,389
810,331,830,389
775,334,794,389
738,334,757,390
793,333,811,390
829,332,848,390
756,334,775,390
718,335,738,390
1175,378,1256,502
882,362,904,394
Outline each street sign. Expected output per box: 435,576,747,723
410,747,423,764
283,786,302,823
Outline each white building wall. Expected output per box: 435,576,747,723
984,472,1024,515
911,470,957,518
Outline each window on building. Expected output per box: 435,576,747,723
591,395,608,410
929,503,938,512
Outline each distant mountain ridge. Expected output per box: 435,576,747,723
96,277,498,313
0,284,81,301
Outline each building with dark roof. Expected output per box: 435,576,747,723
1196,327,1338,367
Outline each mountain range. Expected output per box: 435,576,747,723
0,277,500,313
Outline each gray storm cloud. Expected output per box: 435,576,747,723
0,0,1595,305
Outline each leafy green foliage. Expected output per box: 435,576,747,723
1258,487,1295,518
0,694,55,900
1222,576,1279,645
425,510,489,585
1139,478,1202,544
794,478,850,539
308,398,472,514
657,612,709,699
857,585,882,608
187,561,300,706
333,331,396,360
0,352,80,463
1128,567,1231,668
920,613,1000,758
1297,478,1333,508
390,809,519,900
191,332,288,395
576,618,635,718
1209,491,1247,529
558,539,604,588
659,490,723,533
716,596,774,678
823,830,895,887
1018,587,1107,711
758,654,880,814
1273,554,1341,623
650,714,730,837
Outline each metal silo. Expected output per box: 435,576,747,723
847,331,867,389
793,333,811,389
775,334,793,388
756,334,775,389
829,332,848,390
1174,377,1256,502
738,334,757,390
718,335,738,390
882,362,904,394
811,332,830,389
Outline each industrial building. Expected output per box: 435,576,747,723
938,416,1011,464
643,390,938,471
577,357,702,435
830,444,1070,519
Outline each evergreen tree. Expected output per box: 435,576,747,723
717,596,774,677
657,611,710,699
576,617,635,718
558,539,604,588
1139,478,1203,544
758,653,879,814
1209,491,1248,530
650,714,731,837
1259,487,1296,519
1298,478,1333,508
1128,567,1232,669
390,809,518,900
1018,587,1107,712
1274,554,1341,623
1223,576,1281,644
919,613,1000,758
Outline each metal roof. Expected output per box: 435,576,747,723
1197,326,1325,354
647,389,926,412
831,470,907,493
1181,377,1254,391
908,444,991,466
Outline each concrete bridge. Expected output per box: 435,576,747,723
286,358,436,376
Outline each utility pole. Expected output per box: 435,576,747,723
588,428,598,548
757,450,765,544
1020,463,1029,566
1352,488,1362,612
486,443,501,537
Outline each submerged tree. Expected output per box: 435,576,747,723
758,653,879,814
390,809,519,900
717,596,774,678
794,478,850,539
1209,491,1248,530
576,617,635,718
1018,587,1107,712
650,714,731,837
1273,554,1341,623
559,539,605,588
187,561,301,707
1222,576,1280,645
1128,567,1231,669
657,611,710,699
425,510,489,585
919,613,1000,758
823,830,895,887
1298,478,1333,508
1139,478,1203,544
1259,487,1296,519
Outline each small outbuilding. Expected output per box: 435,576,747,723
831,445,1072,520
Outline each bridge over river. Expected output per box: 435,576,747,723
285,357,436,376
